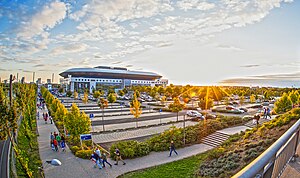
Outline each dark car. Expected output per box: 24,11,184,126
239,108,248,112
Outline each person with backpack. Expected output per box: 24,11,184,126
90,152,102,169
114,148,126,165
53,139,58,152
56,134,61,147
266,107,272,119
169,140,178,157
50,132,55,147
102,153,112,167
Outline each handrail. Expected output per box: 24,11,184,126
233,119,300,178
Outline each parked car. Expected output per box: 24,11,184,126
226,106,235,110
239,107,248,112
187,110,203,118
205,114,217,119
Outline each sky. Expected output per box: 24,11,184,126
0,0,299,87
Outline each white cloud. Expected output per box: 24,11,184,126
17,1,68,40
51,43,89,55
177,0,215,11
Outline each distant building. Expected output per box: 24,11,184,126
59,66,168,93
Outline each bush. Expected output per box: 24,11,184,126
75,149,93,159
70,146,80,154
110,140,150,160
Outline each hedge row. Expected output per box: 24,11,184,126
109,115,251,160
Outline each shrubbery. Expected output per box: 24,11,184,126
110,116,252,159
198,107,300,177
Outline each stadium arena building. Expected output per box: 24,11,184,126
59,66,168,93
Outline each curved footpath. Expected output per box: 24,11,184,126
37,105,257,178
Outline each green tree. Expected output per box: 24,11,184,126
65,103,91,143
82,92,89,104
98,98,108,131
93,90,102,99
239,95,245,106
274,93,293,114
198,98,214,110
107,93,117,108
74,91,78,99
250,94,256,103
168,97,185,122
289,90,299,106
118,89,125,97
130,93,142,128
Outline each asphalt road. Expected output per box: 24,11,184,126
91,111,186,126
0,139,10,178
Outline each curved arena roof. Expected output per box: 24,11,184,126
59,67,162,80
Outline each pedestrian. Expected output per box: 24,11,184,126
37,111,39,120
266,108,271,119
102,153,112,167
169,140,178,157
114,148,126,165
53,139,58,152
90,152,102,169
49,116,53,124
56,134,61,147
254,114,260,126
61,140,66,152
263,107,267,119
95,147,102,159
44,113,48,124
61,134,65,143
53,131,58,138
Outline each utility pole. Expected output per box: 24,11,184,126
16,73,19,82
52,73,54,83
33,72,35,83
9,74,13,107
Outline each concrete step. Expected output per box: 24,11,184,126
201,131,230,148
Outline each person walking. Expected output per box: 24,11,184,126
50,132,55,147
53,139,58,152
61,140,66,152
49,116,53,124
254,114,260,126
56,134,61,148
266,107,271,119
263,107,267,119
169,140,178,157
90,152,102,169
102,153,112,167
114,148,126,165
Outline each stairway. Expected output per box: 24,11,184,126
201,131,230,148
244,118,270,128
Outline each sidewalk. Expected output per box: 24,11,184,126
37,106,251,178
36,107,92,178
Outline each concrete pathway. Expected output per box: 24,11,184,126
36,106,91,178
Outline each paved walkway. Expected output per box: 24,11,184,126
36,106,92,178
280,144,300,178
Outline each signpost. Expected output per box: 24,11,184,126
159,108,162,124
80,134,93,149
89,114,94,132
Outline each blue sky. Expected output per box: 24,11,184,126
0,0,299,87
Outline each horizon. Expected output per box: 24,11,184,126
0,0,299,87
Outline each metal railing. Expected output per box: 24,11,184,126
233,119,300,178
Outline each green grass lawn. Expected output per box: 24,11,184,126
119,152,209,178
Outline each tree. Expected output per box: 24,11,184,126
198,98,214,110
160,96,166,105
289,90,299,107
93,90,102,99
130,93,142,128
98,98,108,131
239,95,245,106
65,103,91,143
82,92,89,104
107,93,116,108
118,89,125,97
250,94,256,103
168,97,185,122
74,91,78,99
274,93,293,114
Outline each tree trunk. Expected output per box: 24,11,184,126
136,119,138,128
102,108,105,131
177,112,179,122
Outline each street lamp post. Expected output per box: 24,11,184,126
183,114,186,145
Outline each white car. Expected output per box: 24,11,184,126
187,110,203,118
